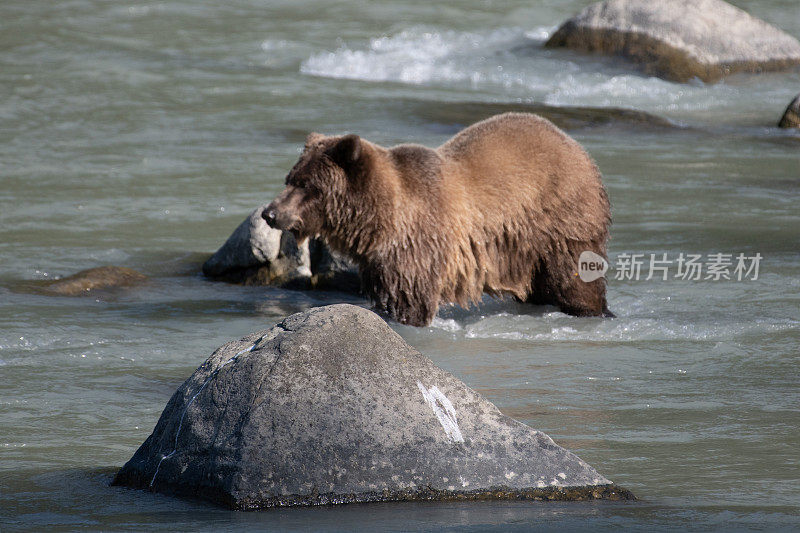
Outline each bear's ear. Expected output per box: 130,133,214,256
327,134,362,171
305,132,325,148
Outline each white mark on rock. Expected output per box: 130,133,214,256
416,381,464,443
558,472,567,480
505,471,517,480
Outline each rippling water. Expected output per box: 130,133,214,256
1,0,799,530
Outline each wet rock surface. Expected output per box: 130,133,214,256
113,304,633,509
778,94,800,128
30,266,147,296
202,204,359,292
545,0,800,83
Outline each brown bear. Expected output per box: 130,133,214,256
263,112,612,326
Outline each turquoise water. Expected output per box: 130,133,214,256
1,0,799,530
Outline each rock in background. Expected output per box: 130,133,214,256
202,204,359,293
113,304,633,509
545,0,800,83
26,266,147,296
778,93,800,128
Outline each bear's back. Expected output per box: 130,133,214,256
389,144,443,191
436,112,607,240
437,112,595,184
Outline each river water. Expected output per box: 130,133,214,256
1,0,798,531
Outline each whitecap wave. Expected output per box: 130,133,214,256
430,317,462,332
301,27,529,86
462,315,799,342
299,25,744,114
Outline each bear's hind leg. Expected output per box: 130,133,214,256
553,276,612,317
527,250,613,318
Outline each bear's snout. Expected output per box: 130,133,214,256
262,206,278,228
262,202,300,232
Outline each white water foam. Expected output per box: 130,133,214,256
430,317,462,332
462,316,799,342
301,27,524,86
300,25,746,114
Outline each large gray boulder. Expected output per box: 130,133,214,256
113,304,632,509
545,0,800,83
778,93,800,128
202,204,358,292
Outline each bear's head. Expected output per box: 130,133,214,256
262,132,369,245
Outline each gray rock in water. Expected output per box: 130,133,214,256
112,304,633,509
202,205,358,292
37,266,147,296
778,93,800,128
308,238,361,293
201,204,310,285
545,0,800,83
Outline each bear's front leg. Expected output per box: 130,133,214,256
360,262,440,326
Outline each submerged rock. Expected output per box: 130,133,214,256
402,99,679,132
545,0,800,83
202,204,358,292
113,304,633,509
778,94,800,129
37,266,147,296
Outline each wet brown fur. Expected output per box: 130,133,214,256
264,113,612,326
